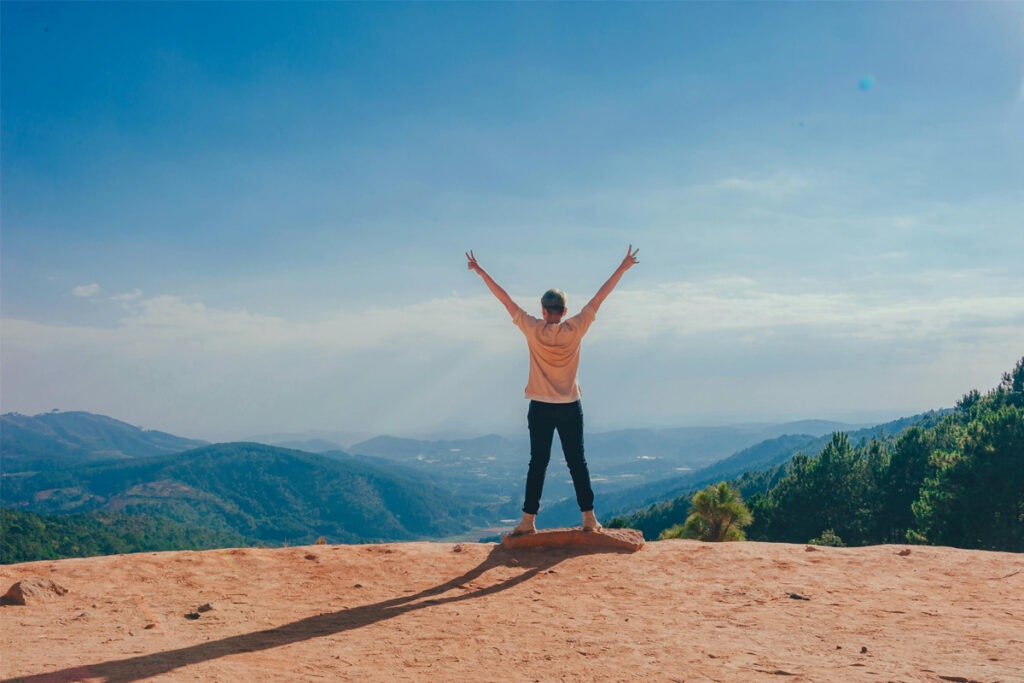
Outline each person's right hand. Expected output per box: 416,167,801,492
619,244,640,271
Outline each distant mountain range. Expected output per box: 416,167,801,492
0,409,909,558
328,420,863,518
240,428,372,451
1,411,207,471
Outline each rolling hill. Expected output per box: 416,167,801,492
0,411,207,471
1,442,485,546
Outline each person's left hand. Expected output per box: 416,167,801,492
466,250,483,274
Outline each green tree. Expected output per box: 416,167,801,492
911,402,1024,551
749,433,873,544
875,426,936,543
1003,356,1024,401
659,482,752,542
656,358,1023,552
908,356,1024,551
808,528,845,547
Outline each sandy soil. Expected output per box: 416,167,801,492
1,540,1021,682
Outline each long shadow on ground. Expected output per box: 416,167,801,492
6,544,631,683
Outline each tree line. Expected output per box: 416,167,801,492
1,509,249,564
615,357,1023,552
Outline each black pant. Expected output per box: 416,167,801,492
523,400,595,515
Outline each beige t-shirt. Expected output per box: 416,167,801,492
511,303,597,403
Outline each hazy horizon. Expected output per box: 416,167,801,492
3,3,1022,439
1,405,936,446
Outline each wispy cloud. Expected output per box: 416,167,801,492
110,289,143,301
698,173,811,201
14,272,1024,375
71,283,100,297
592,277,1024,345
102,294,519,358
18,272,1024,365
4,274,1021,435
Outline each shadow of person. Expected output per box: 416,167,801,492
5,543,632,683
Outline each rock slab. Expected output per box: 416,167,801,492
501,527,644,552
2,578,69,606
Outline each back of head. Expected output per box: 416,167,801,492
541,289,567,313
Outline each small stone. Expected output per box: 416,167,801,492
144,623,156,630
453,544,466,553
353,583,364,588
860,646,868,654
184,612,200,620
789,593,811,601
196,603,213,613
1,578,69,606
304,554,317,561
805,545,818,552
898,549,911,556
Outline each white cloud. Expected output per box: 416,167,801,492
104,293,520,358
3,276,1021,436
110,289,144,301
700,173,811,201
71,283,100,297
590,277,1024,345
15,275,1024,367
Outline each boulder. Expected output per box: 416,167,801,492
502,527,644,552
2,578,69,606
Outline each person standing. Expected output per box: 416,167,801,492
466,246,640,534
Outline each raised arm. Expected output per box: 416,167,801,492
466,250,519,317
587,245,639,312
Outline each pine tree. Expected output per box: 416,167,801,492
660,482,752,542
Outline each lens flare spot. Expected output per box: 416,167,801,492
859,76,875,91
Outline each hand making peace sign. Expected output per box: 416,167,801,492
619,244,640,272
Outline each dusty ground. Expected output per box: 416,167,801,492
1,539,1021,682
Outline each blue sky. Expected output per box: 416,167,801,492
3,2,1022,439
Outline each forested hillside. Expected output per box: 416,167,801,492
562,412,942,529
612,358,1024,552
1,442,485,560
1,509,249,564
